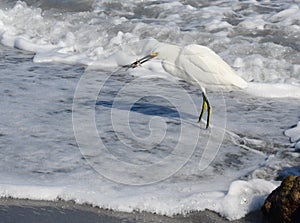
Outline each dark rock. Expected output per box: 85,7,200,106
261,175,300,223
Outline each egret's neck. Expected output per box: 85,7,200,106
155,44,191,83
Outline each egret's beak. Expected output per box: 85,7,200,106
122,52,159,69
150,52,159,57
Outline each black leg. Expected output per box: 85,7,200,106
206,99,212,129
198,92,212,128
198,92,207,123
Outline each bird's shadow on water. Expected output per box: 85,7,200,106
95,100,196,120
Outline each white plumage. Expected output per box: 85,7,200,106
156,43,248,92
152,43,248,128
126,43,248,128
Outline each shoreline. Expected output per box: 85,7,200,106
0,198,263,223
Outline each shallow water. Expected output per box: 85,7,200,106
0,0,300,220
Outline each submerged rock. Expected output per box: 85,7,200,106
261,175,300,223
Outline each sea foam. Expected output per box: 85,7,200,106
0,1,299,221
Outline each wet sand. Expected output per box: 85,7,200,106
0,198,263,223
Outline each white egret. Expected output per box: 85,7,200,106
124,43,248,128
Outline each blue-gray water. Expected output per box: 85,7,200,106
0,0,299,220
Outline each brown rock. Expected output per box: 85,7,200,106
261,175,300,223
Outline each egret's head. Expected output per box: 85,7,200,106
153,44,180,61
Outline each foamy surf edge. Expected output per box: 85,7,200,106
0,179,278,220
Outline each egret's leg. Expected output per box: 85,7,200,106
206,99,212,129
198,94,207,123
198,92,212,128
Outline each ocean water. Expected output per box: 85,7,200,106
0,0,300,220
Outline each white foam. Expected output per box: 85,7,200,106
0,178,278,220
269,4,300,25
244,82,300,99
238,17,265,30
213,179,277,220
0,0,299,221
14,36,57,52
0,1,299,90
285,121,300,143
205,20,232,32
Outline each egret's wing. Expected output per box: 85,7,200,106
179,45,247,89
